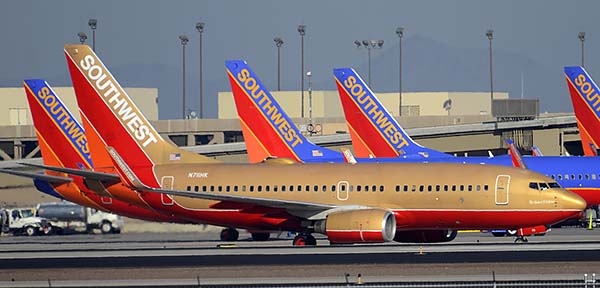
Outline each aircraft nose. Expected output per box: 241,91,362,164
562,190,587,211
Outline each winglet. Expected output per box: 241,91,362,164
105,146,149,190
341,148,357,164
333,68,450,159
506,139,527,169
531,146,544,157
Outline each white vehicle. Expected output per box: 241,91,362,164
36,202,124,234
0,207,50,236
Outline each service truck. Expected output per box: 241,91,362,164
36,202,124,234
0,207,50,236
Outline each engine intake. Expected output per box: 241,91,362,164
314,209,396,244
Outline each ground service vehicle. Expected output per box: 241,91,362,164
0,207,50,236
36,202,123,234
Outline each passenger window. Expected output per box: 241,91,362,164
273,185,278,192
593,174,597,180
460,185,464,191
297,185,302,191
341,185,346,192
194,186,199,192
202,186,207,192
403,185,408,192
578,174,583,180
234,186,238,192
242,185,246,192
210,186,215,192
365,185,369,192
281,185,286,192
226,186,230,192
444,185,449,192
484,185,489,191
586,174,590,180
186,186,191,191
258,186,262,192
218,186,223,192
357,185,362,192
305,185,310,192
427,185,432,192
322,185,327,192
372,185,377,192
551,175,555,180
395,185,400,192
313,185,318,192
379,185,384,192
468,185,472,192
452,185,456,192
349,185,354,192
558,175,563,180
571,174,575,180
411,185,416,192
435,185,440,192
289,185,294,192
419,185,424,192
332,185,336,192
529,182,538,190
249,186,254,192
476,185,481,191
265,186,270,192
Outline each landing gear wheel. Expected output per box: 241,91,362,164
251,232,270,241
220,228,239,241
514,236,528,243
292,234,316,246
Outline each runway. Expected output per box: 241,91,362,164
1,228,600,286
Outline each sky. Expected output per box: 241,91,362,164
1,0,599,119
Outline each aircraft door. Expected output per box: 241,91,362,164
161,176,175,206
495,175,510,205
337,181,349,201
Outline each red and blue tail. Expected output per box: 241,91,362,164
226,60,343,163
334,68,449,159
564,66,600,157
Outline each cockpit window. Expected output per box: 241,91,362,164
528,182,538,190
538,182,549,190
548,182,561,188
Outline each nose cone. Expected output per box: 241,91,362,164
561,189,587,212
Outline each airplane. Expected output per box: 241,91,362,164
333,67,600,207
2,79,186,224
565,66,600,157
205,58,583,245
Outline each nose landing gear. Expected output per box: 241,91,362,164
292,233,317,246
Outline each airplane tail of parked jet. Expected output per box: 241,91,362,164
564,66,600,156
64,44,218,188
225,60,344,163
333,68,450,159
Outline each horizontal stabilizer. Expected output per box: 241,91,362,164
0,168,72,184
18,162,120,183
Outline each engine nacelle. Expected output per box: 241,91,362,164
394,230,458,243
314,209,396,244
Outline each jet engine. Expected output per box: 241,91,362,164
314,209,396,244
394,229,458,243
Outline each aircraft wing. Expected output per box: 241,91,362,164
18,162,121,184
0,168,72,184
106,146,337,218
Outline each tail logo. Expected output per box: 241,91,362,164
573,73,600,112
235,68,304,148
29,83,92,164
78,55,159,148
341,75,410,151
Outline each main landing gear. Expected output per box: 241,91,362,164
292,233,316,246
220,228,239,241
514,236,529,243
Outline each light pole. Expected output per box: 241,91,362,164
486,29,494,110
306,70,313,128
579,32,586,67
78,32,87,44
274,37,284,91
298,25,306,118
396,27,404,117
196,22,205,118
88,19,97,51
179,35,189,119
354,39,384,87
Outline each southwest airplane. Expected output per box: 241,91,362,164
220,58,583,245
225,60,588,240
333,67,600,208
565,66,600,157
63,46,584,245
0,79,185,224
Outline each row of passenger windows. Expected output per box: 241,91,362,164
550,174,598,181
185,184,490,193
